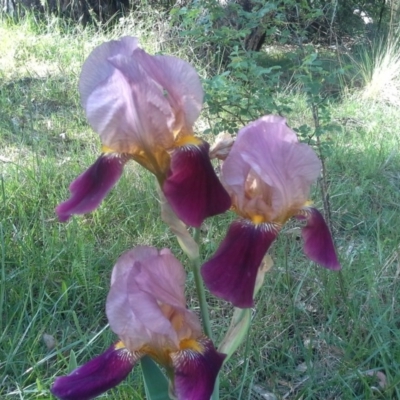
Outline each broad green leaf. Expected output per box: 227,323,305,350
141,356,171,400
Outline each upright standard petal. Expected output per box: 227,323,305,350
79,36,203,166
171,337,226,400
51,342,139,400
222,116,321,222
201,220,279,308
107,247,202,353
79,37,140,108
56,154,125,222
297,207,341,270
132,49,204,130
163,140,231,227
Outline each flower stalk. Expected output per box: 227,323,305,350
191,228,219,400
191,254,213,341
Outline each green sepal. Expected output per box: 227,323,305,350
141,356,171,400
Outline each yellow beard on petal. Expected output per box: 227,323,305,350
132,149,170,181
114,341,126,350
178,338,204,354
101,143,171,182
251,214,265,224
141,344,173,368
174,135,202,148
101,145,118,154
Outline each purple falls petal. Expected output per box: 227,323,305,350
297,207,341,270
51,342,140,400
56,154,126,222
171,337,226,400
163,140,231,227
201,220,279,308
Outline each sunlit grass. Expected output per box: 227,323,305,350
352,25,400,106
1,12,400,400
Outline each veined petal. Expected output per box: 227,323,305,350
79,36,176,156
133,49,204,129
103,53,175,152
79,37,203,159
51,342,139,400
201,220,279,308
55,154,125,222
297,207,341,270
107,247,202,353
222,115,321,221
163,140,231,227
79,37,139,108
171,337,225,400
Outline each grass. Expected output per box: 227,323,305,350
349,25,400,106
1,11,400,400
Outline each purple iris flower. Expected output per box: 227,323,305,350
201,115,341,308
56,37,230,227
51,246,225,400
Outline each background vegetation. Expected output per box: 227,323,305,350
1,0,400,399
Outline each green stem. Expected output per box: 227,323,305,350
191,228,213,341
190,228,219,400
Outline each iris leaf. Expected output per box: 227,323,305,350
141,356,170,400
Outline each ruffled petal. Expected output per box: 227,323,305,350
55,154,125,222
107,247,202,353
297,207,341,270
133,49,204,128
79,36,176,156
171,337,225,400
79,37,139,108
79,36,203,159
51,342,139,400
222,116,321,220
163,140,231,227
201,220,279,308
103,53,175,153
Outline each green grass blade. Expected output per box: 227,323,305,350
68,349,78,372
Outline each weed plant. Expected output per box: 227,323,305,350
1,9,400,400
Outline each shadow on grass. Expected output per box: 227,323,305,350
0,75,92,158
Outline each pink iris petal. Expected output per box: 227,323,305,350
132,49,204,128
79,37,140,107
79,36,203,154
222,115,321,221
107,247,202,353
51,342,138,400
55,154,125,222
297,207,341,270
95,53,175,153
201,220,279,308
163,141,231,227
171,337,226,400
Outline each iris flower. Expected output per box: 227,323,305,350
201,115,341,308
51,246,225,400
56,37,230,227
